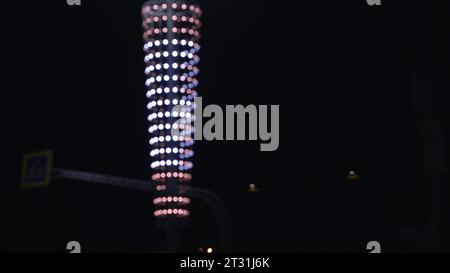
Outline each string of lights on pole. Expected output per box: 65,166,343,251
142,0,202,218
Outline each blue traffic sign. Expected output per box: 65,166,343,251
21,150,53,190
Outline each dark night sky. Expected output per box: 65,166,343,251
2,0,450,252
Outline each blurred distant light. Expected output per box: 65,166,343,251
347,170,360,181
248,183,260,193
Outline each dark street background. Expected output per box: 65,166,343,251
2,0,450,252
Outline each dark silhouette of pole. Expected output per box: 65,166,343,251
410,67,446,252
52,168,231,252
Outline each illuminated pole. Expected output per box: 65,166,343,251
142,0,201,250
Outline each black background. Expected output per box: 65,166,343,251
2,0,450,252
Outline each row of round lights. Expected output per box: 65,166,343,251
144,39,199,51
147,110,192,120
144,50,197,61
151,160,193,170
145,61,199,73
146,72,199,82
148,123,194,134
148,98,192,107
149,135,193,144
145,74,197,86
145,63,199,74
152,172,192,182
143,16,201,27
144,28,200,39
154,209,190,217
146,87,196,96
150,147,192,156
147,114,192,124
142,3,201,15
153,196,191,205
146,79,199,89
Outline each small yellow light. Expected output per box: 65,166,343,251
207,247,213,254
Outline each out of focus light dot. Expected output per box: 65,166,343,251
248,183,259,192
347,170,360,181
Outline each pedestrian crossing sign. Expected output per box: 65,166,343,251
21,150,53,190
